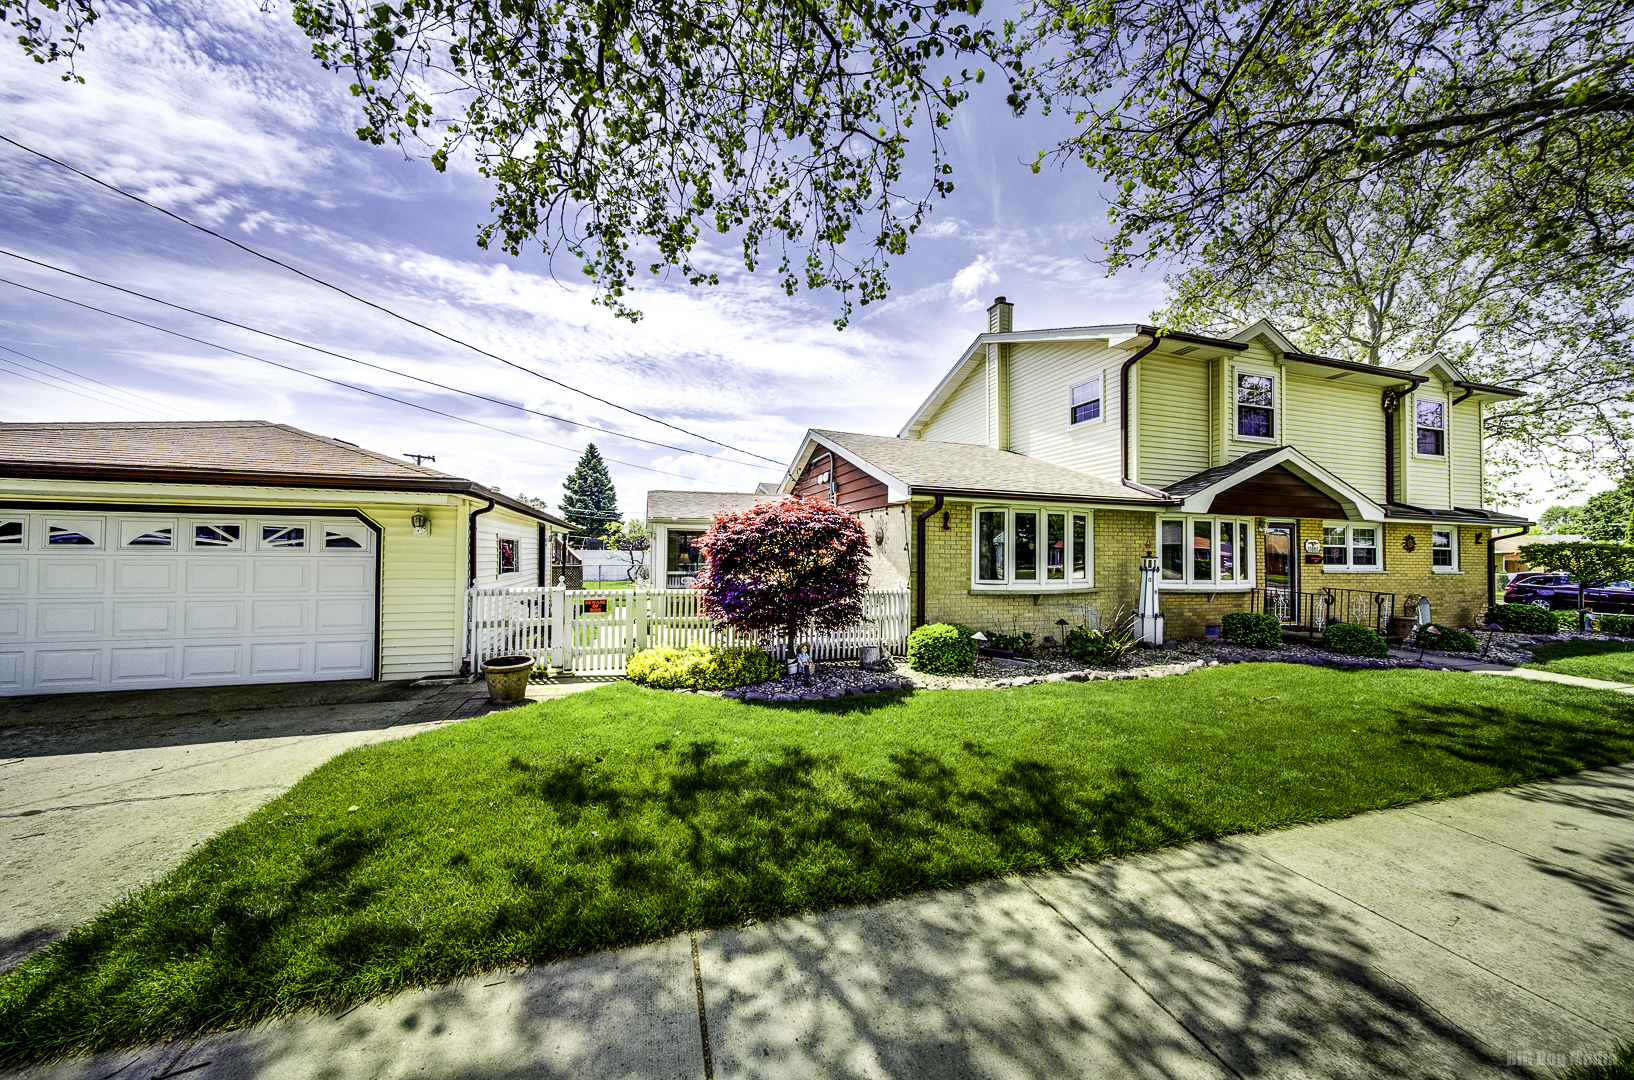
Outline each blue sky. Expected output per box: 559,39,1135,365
0,0,1566,518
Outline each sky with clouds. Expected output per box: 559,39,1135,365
0,0,1568,518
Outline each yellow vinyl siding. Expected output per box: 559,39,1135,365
1222,341,1282,463
1005,340,1124,477
916,363,988,445
1135,354,1211,488
1282,375,1388,503
1405,387,1452,507
474,506,542,585
1449,401,1483,507
370,502,463,681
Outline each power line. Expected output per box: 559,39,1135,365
0,247,777,468
0,340,206,420
0,352,178,421
0,276,725,483
0,133,785,466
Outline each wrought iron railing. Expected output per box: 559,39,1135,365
1253,586,1397,636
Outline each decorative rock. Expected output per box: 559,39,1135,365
1044,673,1071,683
992,680,1012,688
745,692,770,701
1013,676,1039,686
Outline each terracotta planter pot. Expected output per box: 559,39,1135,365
482,655,535,704
1387,616,1417,640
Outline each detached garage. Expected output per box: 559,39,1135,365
0,421,571,696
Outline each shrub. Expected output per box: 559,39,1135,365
985,630,1036,658
946,622,979,639
1220,612,1282,649
1323,622,1388,659
1065,624,1137,666
1414,623,1478,652
1486,603,1558,634
1598,613,1634,637
1556,609,1591,633
906,623,977,674
625,646,780,690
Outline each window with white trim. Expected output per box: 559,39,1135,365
46,518,101,546
1236,372,1275,439
973,506,1092,589
1321,524,1381,570
1431,528,1457,570
1070,376,1102,425
1416,400,1445,456
121,520,174,547
497,537,520,575
1158,517,1254,587
260,524,306,549
0,520,24,545
192,523,242,549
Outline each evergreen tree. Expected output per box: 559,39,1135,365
559,444,620,541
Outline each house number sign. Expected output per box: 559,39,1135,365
1303,539,1321,554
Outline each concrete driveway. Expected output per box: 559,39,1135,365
0,677,549,973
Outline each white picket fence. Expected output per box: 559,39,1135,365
465,586,910,675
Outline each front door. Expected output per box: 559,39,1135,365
1264,522,1297,622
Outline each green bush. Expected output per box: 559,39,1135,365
945,622,978,640
625,646,780,690
1598,613,1634,637
1221,612,1282,649
907,623,978,674
1486,603,1559,634
1556,609,1591,633
1065,624,1137,666
1323,622,1388,659
1414,623,1478,652
985,630,1036,658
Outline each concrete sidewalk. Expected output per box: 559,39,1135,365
11,762,1631,1080
1387,648,1634,693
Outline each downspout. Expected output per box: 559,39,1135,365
1119,338,1163,489
1381,386,1407,505
1489,525,1530,611
467,496,495,586
1451,384,1475,407
537,524,550,587
913,493,946,629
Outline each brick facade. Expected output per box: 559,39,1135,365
908,499,1493,639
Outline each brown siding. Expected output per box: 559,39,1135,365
1207,465,1344,517
794,449,889,511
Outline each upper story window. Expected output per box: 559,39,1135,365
1070,376,1102,425
1322,524,1381,571
1236,373,1275,439
498,537,519,575
1432,528,1457,570
1158,517,1254,588
1416,400,1445,456
974,505,1092,589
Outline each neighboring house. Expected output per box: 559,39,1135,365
769,298,1529,637
1494,534,1584,576
0,421,571,696
646,490,781,588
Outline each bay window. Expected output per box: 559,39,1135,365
1322,524,1382,571
1158,517,1253,588
973,505,1093,589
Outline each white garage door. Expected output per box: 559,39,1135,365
0,510,377,696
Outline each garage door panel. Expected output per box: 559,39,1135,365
252,600,307,633
0,604,23,639
37,603,104,637
186,560,245,592
314,640,369,676
182,644,241,679
316,598,368,632
317,560,371,593
110,647,174,682
35,649,101,687
40,561,103,593
254,561,308,592
185,601,243,634
113,602,175,635
0,651,21,688
250,642,307,678
114,559,178,592
0,560,24,593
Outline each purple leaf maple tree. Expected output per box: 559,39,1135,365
697,497,871,657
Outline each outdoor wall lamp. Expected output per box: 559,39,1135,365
411,510,431,537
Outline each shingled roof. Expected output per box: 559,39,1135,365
646,490,783,522
0,421,570,526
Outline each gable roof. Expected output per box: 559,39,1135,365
0,420,571,527
646,490,782,522
1164,445,1387,520
800,429,1173,505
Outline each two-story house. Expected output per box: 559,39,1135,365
774,298,1530,638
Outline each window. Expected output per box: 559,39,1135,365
193,524,242,548
1236,372,1275,439
972,506,1093,588
1432,528,1457,570
46,518,101,546
1322,524,1381,571
324,528,365,549
261,525,306,549
1158,518,1253,587
0,521,23,545
1416,400,1445,456
497,537,519,575
1070,376,1102,424
121,520,173,547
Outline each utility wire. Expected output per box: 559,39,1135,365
0,248,775,467
0,340,206,420
0,353,178,420
0,276,721,483
0,133,785,466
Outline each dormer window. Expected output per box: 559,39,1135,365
1236,373,1275,439
1416,400,1445,456
1070,376,1102,424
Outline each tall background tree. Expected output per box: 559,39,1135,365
1536,483,1634,542
559,444,620,542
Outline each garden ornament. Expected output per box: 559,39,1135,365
1134,552,1165,646
1417,595,1432,627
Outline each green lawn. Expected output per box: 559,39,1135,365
1524,640,1634,682
4,666,1634,1065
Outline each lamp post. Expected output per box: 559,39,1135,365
971,631,987,674
1053,617,1069,644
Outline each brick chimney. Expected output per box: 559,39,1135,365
987,296,1013,334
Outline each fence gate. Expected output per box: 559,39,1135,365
466,587,910,675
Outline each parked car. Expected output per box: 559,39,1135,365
1504,574,1634,613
